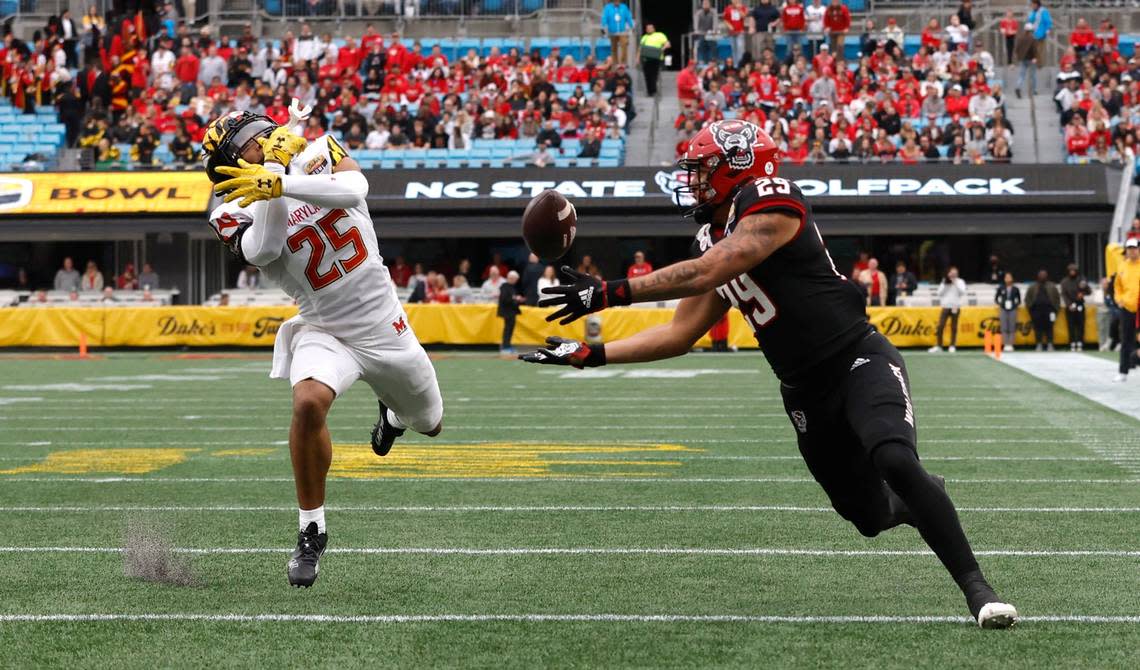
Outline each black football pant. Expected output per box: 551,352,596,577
780,332,981,582
501,314,516,350
1066,309,1084,347
1121,310,1137,375
1030,306,1054,345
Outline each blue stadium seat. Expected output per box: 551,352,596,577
592,37,611,61
508,160,527,168
481,0,510,15
938,145,949,158
420,38,440,55
445,158,465,168
426,148,449,158
423,159,444,168
487,159,506,168
383,150,406,160
1120,35,1137,57
574,158,595,168
520,0,542,13
552,37,583,61
472,138,497,149
380,160,399,169
482,38,505,56
457,38,481,57
598,158,620,168
402,159,421,169
469,148,492,159
437,38,459,61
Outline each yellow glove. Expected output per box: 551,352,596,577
213,159,283,207
257,125,308,166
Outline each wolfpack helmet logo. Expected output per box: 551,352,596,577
711,120,760,171
790,410,808,434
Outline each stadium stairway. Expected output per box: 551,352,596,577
624,70,682,168
1000,64,1063,164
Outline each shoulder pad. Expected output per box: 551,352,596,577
733,177,807,221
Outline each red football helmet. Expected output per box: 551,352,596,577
676,119,781,221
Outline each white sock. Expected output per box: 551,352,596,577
386,408,406,430
299,506,325,533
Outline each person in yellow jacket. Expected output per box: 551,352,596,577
638,24,670,97
1114,237,1140,382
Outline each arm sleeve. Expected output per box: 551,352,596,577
280,170,368,209
238,163,289,267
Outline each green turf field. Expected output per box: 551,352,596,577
0,351,1137,668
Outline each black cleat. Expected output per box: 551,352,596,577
959,570,1018,629
287,522,327,588
370,399,405,456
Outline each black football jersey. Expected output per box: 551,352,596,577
693,176,871,382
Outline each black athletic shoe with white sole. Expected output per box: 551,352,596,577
370,399,405,456
959,570,1018,628
287,522,327,588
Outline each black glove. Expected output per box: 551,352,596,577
519,337,606,368
538,266,632,325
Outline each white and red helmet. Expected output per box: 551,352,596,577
675,119,781,220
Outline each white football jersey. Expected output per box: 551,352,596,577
209,134,402,343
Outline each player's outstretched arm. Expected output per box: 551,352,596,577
538,211,799,324
628,211,799,302
235,164,288,266
521,290,729,368
276,155,368,209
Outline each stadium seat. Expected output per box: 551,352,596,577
445,159,465,168
592,38,611,61
482,38,505,56
426,148,449,159
520,0,542,13
380,160,399,169
480,0,510,15
598,158,620,168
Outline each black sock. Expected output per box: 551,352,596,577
872,443,981,586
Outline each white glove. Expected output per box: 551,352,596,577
288,98,312,131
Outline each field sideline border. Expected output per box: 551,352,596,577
0,613,1137,625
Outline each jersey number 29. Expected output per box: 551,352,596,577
286,209,367,291
717,273,777,330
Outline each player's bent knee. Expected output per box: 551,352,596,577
833,504,883,538
422,422,442,437
871,442,924,491
292,381,334,428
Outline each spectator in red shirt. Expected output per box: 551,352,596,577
627,251,653,278
823,0,851,56
999,11,1018,65
676,60,701,103
174,46,198,86
1070,19,1096,55
389,256,413,288
811,44,834,78
921,18,943,51
781,0,807,60
1065,116,1090,155
944,84,970,115
723,0,747,65
1097,19,1119,52
483,253,510,280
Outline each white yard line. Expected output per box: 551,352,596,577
999,353,1140,476
1,505,1137,514
0,613,1136,624
1,546,1137,557
2,476,1138,484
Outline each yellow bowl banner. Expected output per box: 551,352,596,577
0,304,1100,349
0,172,212,215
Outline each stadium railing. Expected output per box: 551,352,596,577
15,289,181,307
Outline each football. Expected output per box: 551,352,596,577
522,189,577,261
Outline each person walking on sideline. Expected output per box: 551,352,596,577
639,24,670,97
995,272,1021,352
498,270,524,355
930,266,967,352
1114,238,1140,382
602,0,635,65
1025,269,1060,351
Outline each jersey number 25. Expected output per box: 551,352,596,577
717,273,777,330
286,209,368,291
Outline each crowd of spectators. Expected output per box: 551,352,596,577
678,1,1016,164
1054,14,1139,163
2,4,636,168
